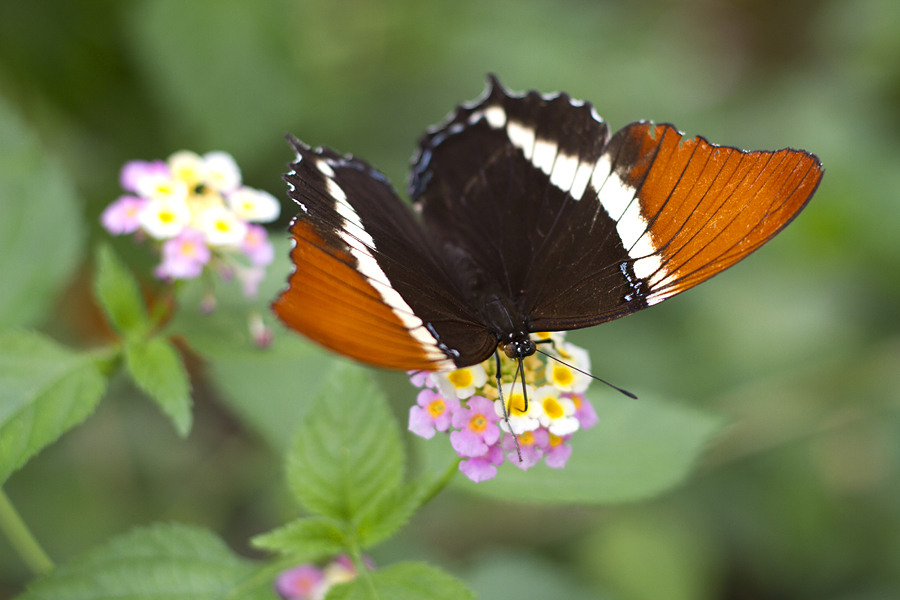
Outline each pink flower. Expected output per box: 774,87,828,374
236,265,266,298
249,311,273,348
544,434,573,469
119,159,169,194
459,443,505,482
275,564,324,600
570,394,599,429
155,228,211,280
409,389,459,439
449,396,501,457
408,370,435,389
502,427,549,470
100,195,147,235
242,224,275,266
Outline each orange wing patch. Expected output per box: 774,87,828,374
272,220,449,371
622,123,822,300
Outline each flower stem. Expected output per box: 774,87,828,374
0,489,54,576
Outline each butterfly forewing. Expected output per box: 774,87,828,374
274,138,495,370
410,78,642,333
599,122,823,306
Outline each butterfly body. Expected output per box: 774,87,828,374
273,76,822,372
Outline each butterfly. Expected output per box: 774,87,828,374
272,75,823,375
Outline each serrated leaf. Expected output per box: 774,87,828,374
431,391,723,504
357,458,458,549
17,522,276,600
326,562,475,600
288,365,403,521
251,516,346,559
0,97,84,328
0,330,107,485
94,243,151,340
125,336,193,436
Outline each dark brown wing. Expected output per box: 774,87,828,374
273,138,496,370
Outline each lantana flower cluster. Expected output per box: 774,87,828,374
408,332,598,483
101,150,280,297
275,555,374,600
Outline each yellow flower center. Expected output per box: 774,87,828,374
468,414,487,433
507,392,527,415
519,430,535,446
215,220,230,232
427,399,445,418
180,241,195,257
448,369,473,388
542,396,564,420
553,365,574,387
159,211,175,223
549,433,562,447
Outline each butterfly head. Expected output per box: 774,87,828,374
501,336,536,361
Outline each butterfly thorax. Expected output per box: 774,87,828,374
480,294,536,360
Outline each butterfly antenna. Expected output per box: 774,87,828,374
495,350,522,462
535,348,637,399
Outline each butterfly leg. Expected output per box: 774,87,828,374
495,350,522,462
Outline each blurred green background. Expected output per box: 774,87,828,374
1,0,899,598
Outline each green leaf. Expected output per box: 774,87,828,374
288,364,404,521
0,97,84,328
356,458,459,549
125,336,193,436
326,562,475,600
0,330,107,485
251,516,346,559
435,391,723,504
463,552,608,600
17,522,276,600
93,243,151,340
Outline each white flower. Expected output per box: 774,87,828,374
436,363,487,400
530,331,566,346
227,187,281,223
140,175,189,204
168,150,205,187
203,151,242,193
534,386,580,436
196,205,248,247
494,382,540,434
546,342,592,393
138,197,192,239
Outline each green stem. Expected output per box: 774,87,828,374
348,537,378,598
420,457,462,507
0,489,54,576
